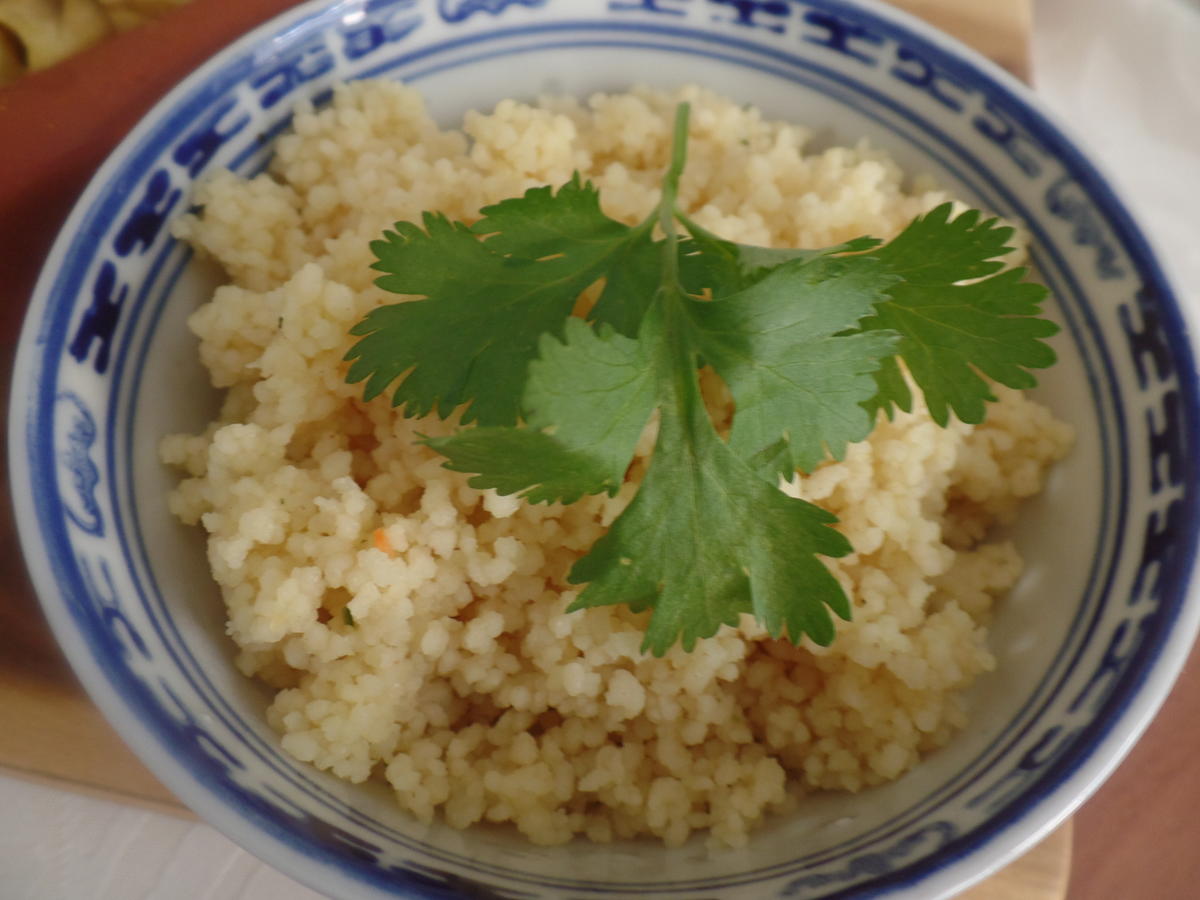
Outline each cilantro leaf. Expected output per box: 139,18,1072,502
588,236,665,337
688,254,899,476
424,318,656,504
469,174,633,258
347,105,1063,656
677,206,1058,429
865,355,913,420
475,176,663,338
422,427,616,504
565,112,853,653
862,270,1058,425
344,178,651,425
860,204,1059,425
568,299,853,654
870,203,1014,283
679,215,880,299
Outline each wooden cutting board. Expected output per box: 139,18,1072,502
0,1,1070,897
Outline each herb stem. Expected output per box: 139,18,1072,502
656,103,690,290
650,104,705,442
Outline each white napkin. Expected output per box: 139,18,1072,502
1034,0,1200,317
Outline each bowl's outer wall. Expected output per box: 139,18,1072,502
9,1,1200,899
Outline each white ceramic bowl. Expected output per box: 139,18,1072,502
11,0,1200,897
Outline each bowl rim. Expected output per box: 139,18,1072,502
9,0,1200,897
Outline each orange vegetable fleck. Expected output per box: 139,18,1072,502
373,527,395,556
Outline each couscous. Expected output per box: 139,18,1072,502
161,82,1073,848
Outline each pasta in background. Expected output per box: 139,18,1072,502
98,0,191,30
0,0,189,86
0,20,23,82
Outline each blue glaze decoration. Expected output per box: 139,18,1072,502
965,724,1082,817
113,169,181,257
1046,174,1126,279
973,97,1045,178
1067,617,1151,717
1119,288,1174,390
801,9,884,64
342,0,424,59
1131,501,1185,605
708,0,792,34
401,860,542,900
609,0,688,15
890,45,966,112
157,679,246,778
438,0,546,24
1147,390,1185,494
68,261,125,375
250,37,337,109
77,553,150,658
780,822,957,895
55,392,103,536
173,97,252,177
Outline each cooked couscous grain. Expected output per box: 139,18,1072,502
162,82,1073,848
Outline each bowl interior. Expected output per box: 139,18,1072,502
13,1,1200,898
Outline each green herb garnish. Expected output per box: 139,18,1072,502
345,104,1057,655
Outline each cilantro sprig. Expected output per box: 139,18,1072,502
345,104,1058,655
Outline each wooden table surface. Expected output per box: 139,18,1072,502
0,1,1196,898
